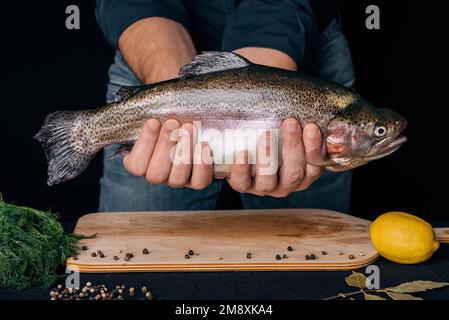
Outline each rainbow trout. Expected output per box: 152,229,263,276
35,52,407,186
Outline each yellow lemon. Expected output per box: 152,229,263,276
370,212,439,264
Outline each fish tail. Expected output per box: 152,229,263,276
34,110,99,186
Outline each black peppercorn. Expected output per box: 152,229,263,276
124,253,133,261
145,292,154,300
113,256,119,260
143,248,149,255
310,253,316,260
99,253,105,258
246,252,252,259
91,252,97,257
72,256,78,260
184,254,190,259
287,246,293,251
275,254,282,260
305,255,310,260
188,250,194,256
81,245,88,251
348,254,355,260
282,254,288,259
321,251,327,255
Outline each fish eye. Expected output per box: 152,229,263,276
374,125,387,137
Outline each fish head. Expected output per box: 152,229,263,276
325,102,407,171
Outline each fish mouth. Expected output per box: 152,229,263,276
327,134,407,172
387,134,407,150
367,134,407,161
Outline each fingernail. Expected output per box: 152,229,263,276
147,119,160,132
183,123,194,136
164,119,180,131
305,124,321,138
285,120,299,133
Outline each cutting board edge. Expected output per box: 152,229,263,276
435,228,449,243
66,254,380,273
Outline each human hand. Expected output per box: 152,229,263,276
227,118,323,197
123,119,213,190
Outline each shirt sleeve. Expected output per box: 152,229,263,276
221,0,318,67
95,0,191,48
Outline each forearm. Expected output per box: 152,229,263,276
233,47,297,71
118,17,197,84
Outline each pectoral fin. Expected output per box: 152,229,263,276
108,143,134,160
304,143,341,167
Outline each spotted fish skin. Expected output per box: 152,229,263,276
34,52,407,185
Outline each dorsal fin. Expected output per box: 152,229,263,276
115,86,141,103
179,51,251,79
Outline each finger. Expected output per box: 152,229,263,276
167,123,195,188
188,142,213,190
124,119,161,176
277,118,305,190
146,119,180,184
254,131,278,194
227,150,252,192
296,123,323,191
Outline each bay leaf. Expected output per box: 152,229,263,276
364,293,387,300
387,292,423,300
388,280,449,293
345,272,368,289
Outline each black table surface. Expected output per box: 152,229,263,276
1,222,449,300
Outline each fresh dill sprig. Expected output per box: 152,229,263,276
0,195,89,289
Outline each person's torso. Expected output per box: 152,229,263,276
183,0,337,52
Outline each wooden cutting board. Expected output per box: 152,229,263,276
66,209,449,273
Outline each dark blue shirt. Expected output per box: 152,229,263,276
95,0,337,66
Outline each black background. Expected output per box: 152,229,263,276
1,0,447,222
